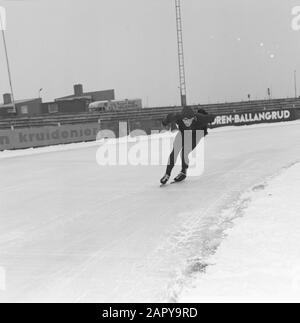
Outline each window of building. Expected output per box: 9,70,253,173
20,105,28,114
48,103,59,114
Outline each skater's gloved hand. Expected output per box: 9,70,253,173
162,113,179,130
161,121,171,131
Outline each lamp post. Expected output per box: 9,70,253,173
0,9,16,113
267,88,271,100
175,0,187,107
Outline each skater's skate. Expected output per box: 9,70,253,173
160,174,170,185
174,170,187,183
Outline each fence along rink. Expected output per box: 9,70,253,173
0,108,299,151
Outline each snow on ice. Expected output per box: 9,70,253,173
179,162,300,303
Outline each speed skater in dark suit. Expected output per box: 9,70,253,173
160,106,215,185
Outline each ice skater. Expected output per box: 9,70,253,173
160,106,215,185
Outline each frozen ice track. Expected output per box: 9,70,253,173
0,121,300,302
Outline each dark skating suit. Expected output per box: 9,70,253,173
162,106,215,176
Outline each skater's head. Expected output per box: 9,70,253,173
181,106,195,127
182,117,194,127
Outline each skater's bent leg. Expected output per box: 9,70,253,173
166,149,176,175
180,131,193,173
181,133,202,174
181,147,190,173
166,132,182,176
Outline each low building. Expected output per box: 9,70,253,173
55,84,115,102
41,97,91,115
0,84,117,117
0,93,42,117
41,84,116,115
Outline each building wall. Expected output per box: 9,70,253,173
42,99,90,115
15,99,42,117
0,99,42,117
0,107,14,117
57,99,89,114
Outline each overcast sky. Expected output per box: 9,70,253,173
0,0,300,106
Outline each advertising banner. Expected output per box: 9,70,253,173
0,123,101,151
211,109,296,128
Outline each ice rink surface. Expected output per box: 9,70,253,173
0,121,300,302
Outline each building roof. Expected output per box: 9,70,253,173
55,96,92,102
55,89,115,102
0,98,41,109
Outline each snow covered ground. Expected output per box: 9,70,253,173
179,162,300,303
0,121,300,303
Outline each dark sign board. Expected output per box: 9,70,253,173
211,109,296,128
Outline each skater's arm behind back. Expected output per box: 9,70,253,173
195,113,216,125
162,113,181,127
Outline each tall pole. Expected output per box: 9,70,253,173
0,13,16,113
175,0,187,107
294,70,298,98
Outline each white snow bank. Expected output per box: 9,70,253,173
179,162,300,303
